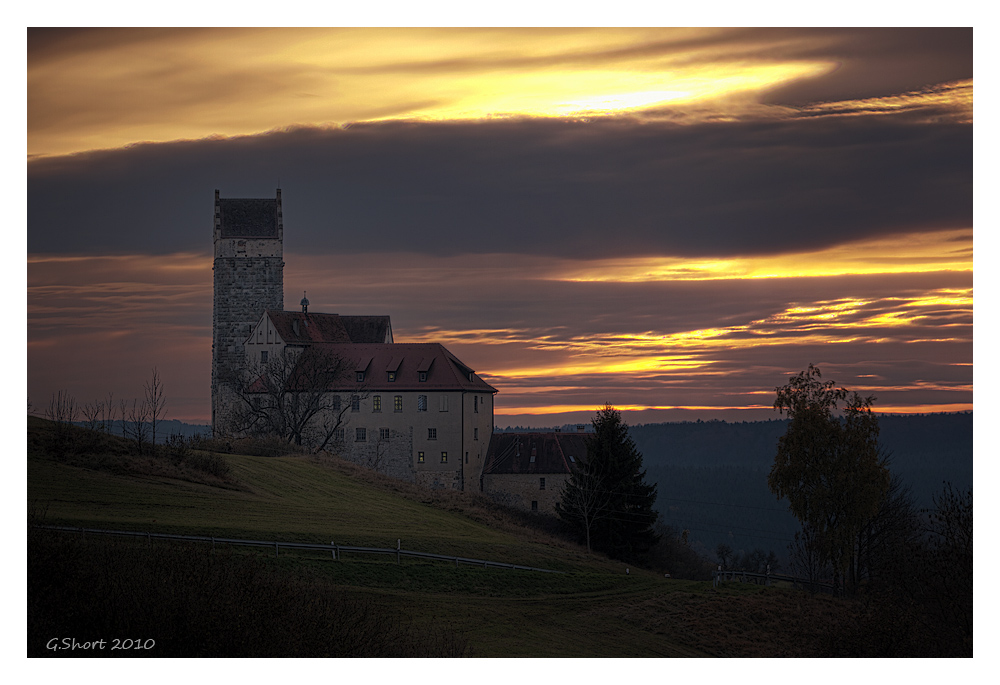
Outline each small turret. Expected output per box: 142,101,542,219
301,291,309,313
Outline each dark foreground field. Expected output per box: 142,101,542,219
27,418,960,657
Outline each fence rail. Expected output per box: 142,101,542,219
34,525,565,574
713,569,838,595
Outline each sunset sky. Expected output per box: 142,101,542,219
26,27,973,426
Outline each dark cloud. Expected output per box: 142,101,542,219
759,28,973,105
28,113,971,260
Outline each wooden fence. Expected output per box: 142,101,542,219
34,525,565,574
713,568,838,595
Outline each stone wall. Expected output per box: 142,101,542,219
212,255,284,431
482,473,569,513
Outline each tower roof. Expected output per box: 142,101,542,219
264,311,393,345
218,198,278,237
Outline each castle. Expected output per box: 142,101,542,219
211,190,496,490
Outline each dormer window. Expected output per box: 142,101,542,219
388,371,396,382
357,371,365,382
419,372,427,382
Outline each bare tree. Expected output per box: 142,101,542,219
123,398,151,454
556,450,612,554
787,524,830,588
716,543,733,570
103,391,116,434
81,400,104,432
223,346,359,450
145,367,167,446
119,398,129,439
314,393,357,454
45,390,78,425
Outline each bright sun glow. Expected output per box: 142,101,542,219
551,229,972,282
29,28,838,158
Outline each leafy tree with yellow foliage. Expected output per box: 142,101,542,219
768,365,890,595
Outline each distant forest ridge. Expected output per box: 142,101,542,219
500,413,972,560
630,412,972,559
69,418,211,443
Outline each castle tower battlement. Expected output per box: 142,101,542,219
211,189,284,433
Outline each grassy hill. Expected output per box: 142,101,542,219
27,417,860,657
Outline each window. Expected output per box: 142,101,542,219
417,451,425,463
388,371,396,382
531,501,538,512
529,448,536,463
440,452,448,463
417,395,427,411
355,427,367,442
351,395,360,412
474,396,478,413
540,478,546,490
569,455,575,463
332,396,342,412
439,395,449,412
379,428,390,440
261,350,268,363
428,428,437,440
372,395,382,412
356,371,365,382
465,451,469,464
334,428,345,442
419,372,427,382
474,427,478,440
394,395,403,412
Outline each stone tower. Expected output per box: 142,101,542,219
211,189,284,434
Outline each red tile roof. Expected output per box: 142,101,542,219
303,343,497,393
483,432,589,475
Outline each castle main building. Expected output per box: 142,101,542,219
211,190,496,490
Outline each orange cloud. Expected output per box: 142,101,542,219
550,228,972,283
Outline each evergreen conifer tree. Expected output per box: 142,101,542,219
557,405,659,562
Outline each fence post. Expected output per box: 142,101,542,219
275,541,279,558
397,538,400,565
331,542,337,561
